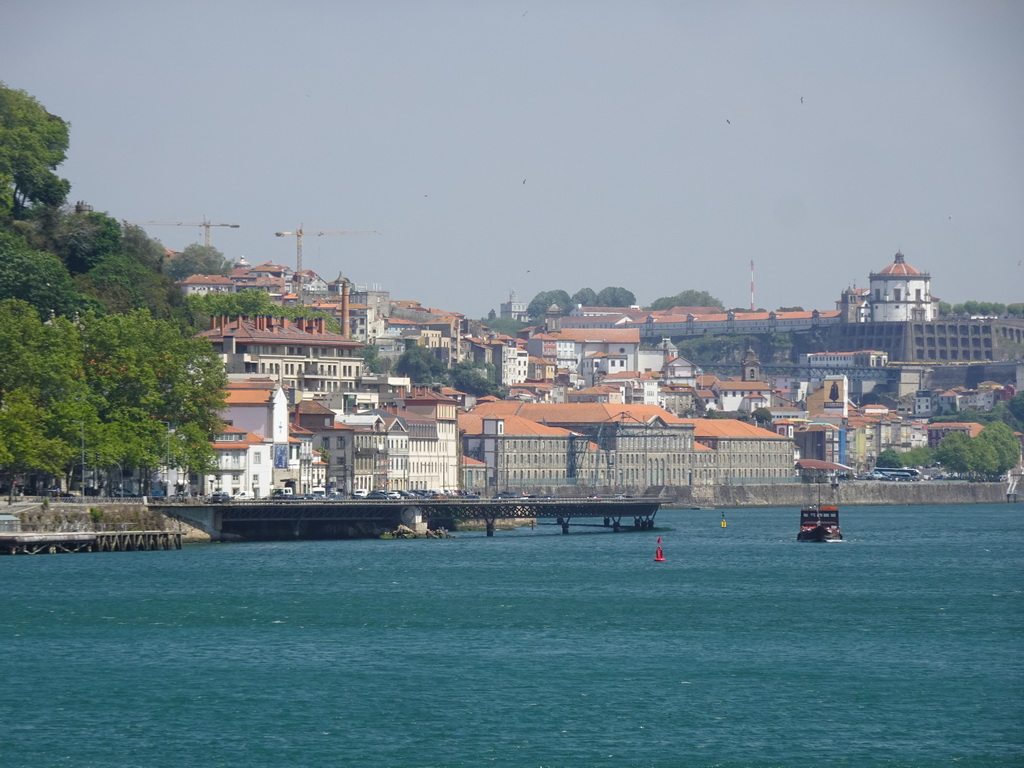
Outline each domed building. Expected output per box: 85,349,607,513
867,252,936,323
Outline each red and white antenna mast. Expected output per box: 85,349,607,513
750,260,755,311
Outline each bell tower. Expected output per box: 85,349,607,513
741,345,761,382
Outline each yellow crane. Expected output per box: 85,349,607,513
130,217,240,247
274,224,380,302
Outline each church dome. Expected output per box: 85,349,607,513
878,251,921,277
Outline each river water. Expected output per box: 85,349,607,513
2,504,1021,767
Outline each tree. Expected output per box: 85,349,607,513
570,287,597,307
0,232,82,318
480,316,526,336
394,344,447,384
751,407,773,428
1008,392,1024,425
0,83,71,218
55,210,123,275
935,431,973,475
357,343,388,374
594,286,635,307
876,448,903,468
0,389,68,500
526,290,572,320
452,361,502,397
165,244,231,281
974,422,1021,475
646,290,725,312
901,446,935,468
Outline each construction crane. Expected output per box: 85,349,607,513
130,217,240,247
274,224,381,303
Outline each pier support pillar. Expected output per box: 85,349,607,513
485,519,495,537
559,517,570,535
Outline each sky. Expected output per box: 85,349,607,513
3,1,1022,318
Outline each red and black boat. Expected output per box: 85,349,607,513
797,505,843,542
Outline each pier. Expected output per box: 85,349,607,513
152,497,662,541
0,531,182,555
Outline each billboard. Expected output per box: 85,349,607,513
822,376,848,415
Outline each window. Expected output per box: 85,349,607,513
253,451,262,464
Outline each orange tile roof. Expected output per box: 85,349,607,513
459,412,576,437
225,389,273,405
470,401,687,425
676,419,788,439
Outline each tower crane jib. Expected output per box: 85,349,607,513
274,224,381,303
129,217,240,247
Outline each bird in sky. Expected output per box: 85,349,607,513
523,179,526,184
726,119,731,124
800,96,803,103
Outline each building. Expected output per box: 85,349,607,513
460,412,603,490
499,290,529,322
204,425,273,498
866,252,936,323
200,315,364,399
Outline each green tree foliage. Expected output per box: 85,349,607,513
0,389,68,499
1006,303,1024,317
55,210,123,275
750,407,773,427
646,290,725,312
1007,392,1024,425
934,431,973,475
76,251,181,318
480,316,526,336
900,446,935,468
570,288,597,307
357,343,389,374
394,343,448,384
452,361,502,398
875,448,903,468
0,83,71,218
950,301,1005,317
0,299,226,488
974,422,1021,475
0,232,82,318
932,425,1019,479
527,290,572,320
594,286,636,307
166,244,232,281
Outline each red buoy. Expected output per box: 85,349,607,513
654,537,665,562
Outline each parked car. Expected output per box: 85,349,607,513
494,491,526,499
233,491,252,500
352,489,369,499
209,491,231,503
366,491,390,500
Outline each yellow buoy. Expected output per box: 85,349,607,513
721,517,727,528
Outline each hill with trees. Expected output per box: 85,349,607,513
0,82,228,494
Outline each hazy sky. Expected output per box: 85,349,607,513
4,1,1022,317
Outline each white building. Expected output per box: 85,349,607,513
205,426,274,497
867,252,936,322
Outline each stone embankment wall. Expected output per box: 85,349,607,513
653,481,1010,508
9,501,211,542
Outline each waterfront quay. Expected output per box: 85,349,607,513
152,497,662,541
0,530,182,555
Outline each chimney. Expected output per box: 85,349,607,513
341,280,351,337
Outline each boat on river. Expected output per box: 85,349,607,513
797,505,842,542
